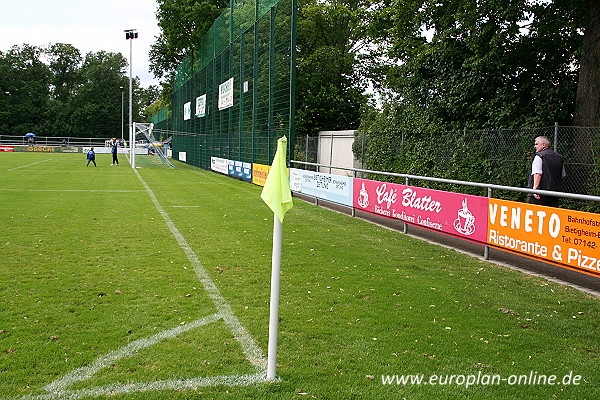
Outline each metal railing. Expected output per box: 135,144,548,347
291,160,600,261
291,160,600,203
0,135,108,147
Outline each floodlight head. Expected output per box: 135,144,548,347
124,29,138,40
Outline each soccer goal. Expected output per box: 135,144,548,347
130,122,175,169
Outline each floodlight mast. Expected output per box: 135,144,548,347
120,86,124,142
124,29,138,168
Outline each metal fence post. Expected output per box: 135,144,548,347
305,135,308,164
362,132,366,175
403,176,409,234
483,187,492,260
554,122,558,152
329,133,334,174
352,169,356,217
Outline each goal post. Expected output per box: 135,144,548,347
129,122,175,169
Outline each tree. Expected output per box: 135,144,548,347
366,0,586,130
573,0,600,127
0,42,153,138
70,51,129,137
0,45,51,136
137,85,161,121
149,0,228,80
42,43,83,136
46,43,82,102
295,0,370,137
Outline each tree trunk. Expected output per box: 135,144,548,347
571,0,600,196
573,0,600,127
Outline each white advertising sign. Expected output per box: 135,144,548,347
290,168,353,207
218,78,234,110
211,157,229,174
195,94,206,117
183,102,191,120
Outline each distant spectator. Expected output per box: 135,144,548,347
527,136,566,207
61,139,67,147
110,137,119,165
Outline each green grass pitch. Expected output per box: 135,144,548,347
0,152,598,399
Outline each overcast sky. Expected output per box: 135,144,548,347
0,0,161,87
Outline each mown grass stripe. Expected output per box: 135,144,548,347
133,169,267,369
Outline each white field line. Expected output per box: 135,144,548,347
0,189,143,193
132,168,267,370
5,169,269,400
18,373,267,400
6,159,52,171
43,313,223,392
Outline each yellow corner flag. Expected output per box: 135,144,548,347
261,136,294,222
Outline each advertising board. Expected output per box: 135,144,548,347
353,178,489,243
290,168,353,207
488,199,600,276
252,163,270,186
14,146,60,153
210,157,229,175
228,160,252,181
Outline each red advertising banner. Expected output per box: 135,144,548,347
354,179,489,243
0,146,14,152
488,199,600,277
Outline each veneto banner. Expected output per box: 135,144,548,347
353,179,489,243
487,199,600,277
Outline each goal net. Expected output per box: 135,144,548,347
130,123,175,169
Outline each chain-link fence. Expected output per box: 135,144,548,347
293,134,319,166
150,108,171,140
169,0,296,170
294,125,600,212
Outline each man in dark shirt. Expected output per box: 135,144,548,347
110,137,119,165
527,136,566,207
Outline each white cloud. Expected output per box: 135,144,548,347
0,0,161,87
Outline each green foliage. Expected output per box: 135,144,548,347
356,108,538,200
353,0,599,207
149,0,228,80
366,0,585,130
0,45,51,135
0,44,151,138
69,51,129,137
295,0,370,137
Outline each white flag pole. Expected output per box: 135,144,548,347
267,213,283,380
